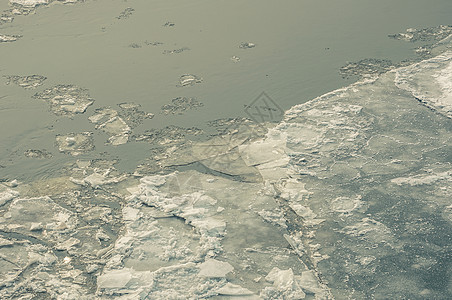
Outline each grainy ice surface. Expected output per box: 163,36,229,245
0,0,451,299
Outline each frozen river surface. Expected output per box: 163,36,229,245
0,0,451,299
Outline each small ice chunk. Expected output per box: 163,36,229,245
198,259,234,278
179,74,203,87
239,42,256,49
231,55,240,62
0,34,20,43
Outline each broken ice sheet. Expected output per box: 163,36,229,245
33,84,94,116
161,97,204,115
55,132,94,156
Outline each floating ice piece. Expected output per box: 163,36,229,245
4,75,46,89
161,97,203,115
33,84,94,116
9,0,48,8
239,42,256,49
24,149,52,158
0,34,21,42
217,282,254,296
198,258,234,278
231,55,240,62
55,132,94,155
179,74,203,87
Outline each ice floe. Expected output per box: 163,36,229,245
178,74,203,87
0,34,20,42
161,97,203,115
55,132,95,156
4,74,46,89
33,85,94,116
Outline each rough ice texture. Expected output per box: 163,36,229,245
395,51,452,118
